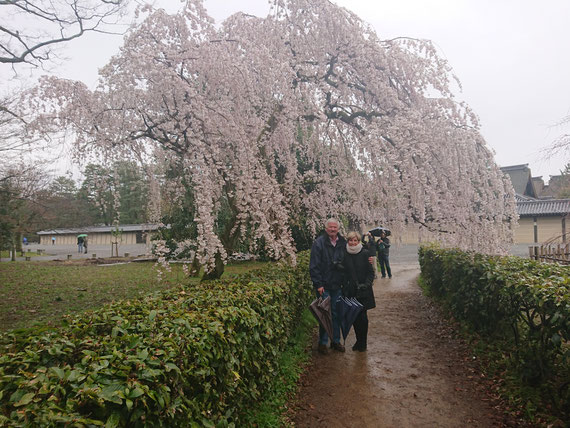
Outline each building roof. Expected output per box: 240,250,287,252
517,199,570,217
500,164,537,198
515,194,536,202
37,224,164,235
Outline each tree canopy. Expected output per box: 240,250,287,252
24,0,518,274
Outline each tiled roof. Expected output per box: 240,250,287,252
37,224,164,235
515,194,536,202
517,199,570,216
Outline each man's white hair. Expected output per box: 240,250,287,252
325,218,340,228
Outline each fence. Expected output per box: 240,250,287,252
528,243,570,264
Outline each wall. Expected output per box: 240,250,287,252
39,231,146,246
514,217,535,244
514,216,564,244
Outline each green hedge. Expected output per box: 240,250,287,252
0,252,312,427
419,244,570,386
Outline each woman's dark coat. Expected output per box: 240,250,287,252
343,247,376,310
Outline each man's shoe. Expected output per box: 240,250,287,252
351,342,361,351
318,344,328,355
331,342,345,352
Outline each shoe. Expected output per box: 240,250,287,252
381,276,386,278
318,344,328,355
352,343,367,352
388,275,392,278
331,342,345,352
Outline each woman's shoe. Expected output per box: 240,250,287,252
352,343,367,352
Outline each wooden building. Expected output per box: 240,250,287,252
515,197,570,244
37,224,163,246
501,164,570,244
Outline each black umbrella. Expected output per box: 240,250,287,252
336,296,363,342
309,295,333,340
369,226,391,237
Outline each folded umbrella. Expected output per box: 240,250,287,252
336,296,364,342
309,295,333,340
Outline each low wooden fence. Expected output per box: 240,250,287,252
528,243,570,264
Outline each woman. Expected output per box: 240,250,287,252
343,231,376,351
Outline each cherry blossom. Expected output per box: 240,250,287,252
23,0,517,274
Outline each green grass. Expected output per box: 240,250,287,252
0,260,268,332
0,250,40,259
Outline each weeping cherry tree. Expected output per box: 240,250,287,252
23,0,518,277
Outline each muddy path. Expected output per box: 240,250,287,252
290,264,516,427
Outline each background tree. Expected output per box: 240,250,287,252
0,163,49,259
34,176,96,229
113,160,149,224
77,164,116,226
25,0,518,277
78,161,150,226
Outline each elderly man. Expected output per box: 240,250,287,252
309,218,346,354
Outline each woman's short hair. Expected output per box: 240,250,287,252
346,231,361,241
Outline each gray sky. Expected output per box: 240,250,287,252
33,0,570,182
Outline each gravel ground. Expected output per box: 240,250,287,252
2,243,533,263
1,243,151,262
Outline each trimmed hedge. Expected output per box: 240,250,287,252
419,244,570,386
0,252,312,427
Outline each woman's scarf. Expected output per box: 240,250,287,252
346,242,362,254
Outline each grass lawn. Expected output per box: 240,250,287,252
0,260,268,332
0,250,40,260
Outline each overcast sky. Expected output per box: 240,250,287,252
35,0,570,182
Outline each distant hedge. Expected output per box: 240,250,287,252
419,244,570,386
0,252,312,427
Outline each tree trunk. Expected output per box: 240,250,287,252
15,231,22,253
201,251,225,281
189,256,200,277
10,238,16,262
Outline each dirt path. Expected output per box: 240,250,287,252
290,264,511,427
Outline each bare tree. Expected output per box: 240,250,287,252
1,0,128,69
1,0,131,154
0,93,26,150
547,115,570,159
